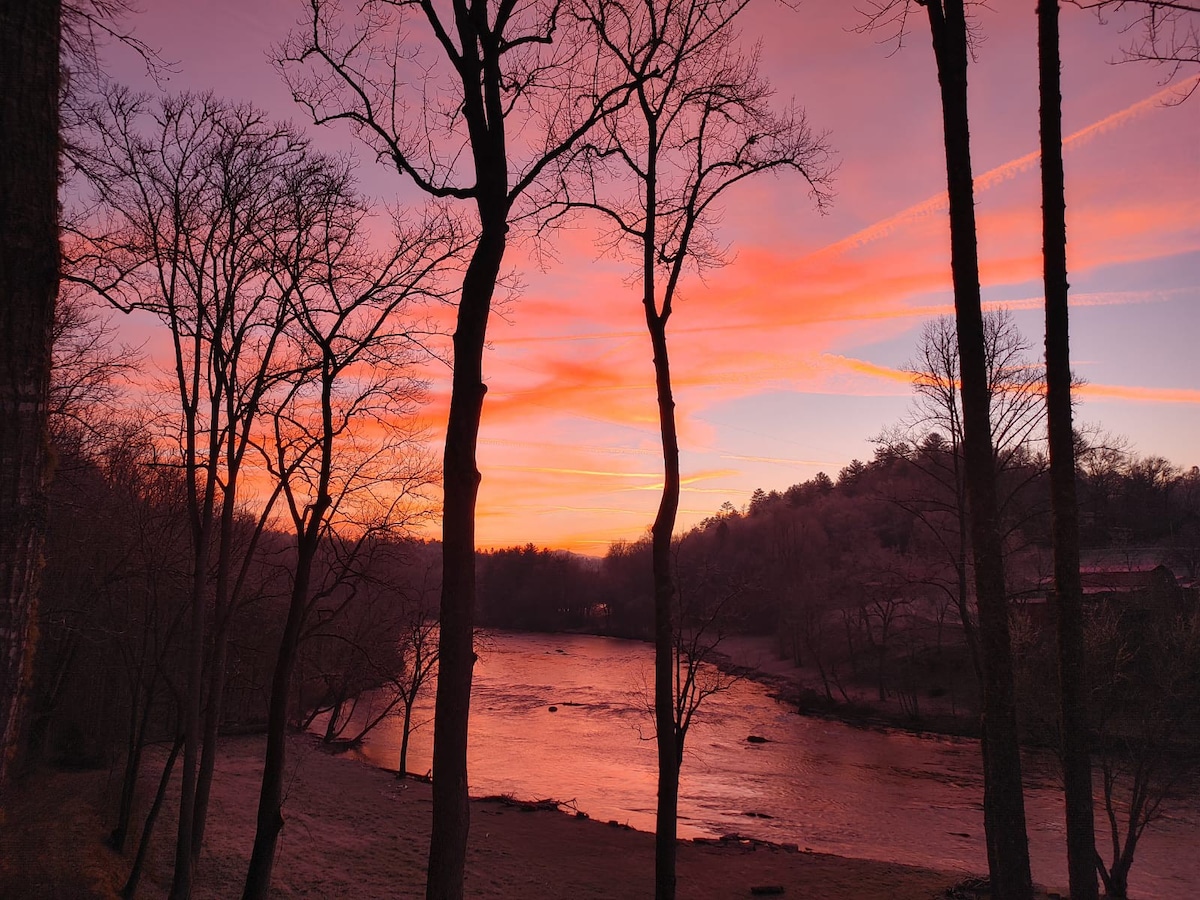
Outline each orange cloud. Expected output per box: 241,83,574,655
824,355,914,387
1077,383,1200,405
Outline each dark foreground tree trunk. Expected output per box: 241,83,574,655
170,518,213,900
0,0,60,795
923,3,1033,897
648,313,681,900
1038,4,1099,898
1100,855,1132,900
427,216,506,900
241,536,322,900
191,567,234,860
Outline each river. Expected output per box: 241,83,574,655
335,631,1197,897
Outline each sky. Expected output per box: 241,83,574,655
101,1,1200,553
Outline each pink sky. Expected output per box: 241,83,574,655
103,2,1200,552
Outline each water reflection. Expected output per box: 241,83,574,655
337,631,1197,897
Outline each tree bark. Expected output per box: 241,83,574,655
1038,3,1099,898
923,3,1033,897
0,0,60,796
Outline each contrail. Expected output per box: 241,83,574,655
827,353,1200,405
819,74,1200,258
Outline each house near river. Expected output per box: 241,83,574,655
1013,548,1198,627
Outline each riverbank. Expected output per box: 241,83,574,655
2,732,978,899
707,634,982,739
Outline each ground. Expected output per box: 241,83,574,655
1,732,973,899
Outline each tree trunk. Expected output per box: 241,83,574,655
649,309,681,900
170,520,213,900
955,491,983,685
241,537,320,900
426,214,506,900
192,483,240,858
398,696,415,779
111,679,156,852
324,697,344,742
191,601,231,858
924,3,1033,897
124,734,184,900
1103,853,1131,900
0,0,60,795
1038,3,1099,899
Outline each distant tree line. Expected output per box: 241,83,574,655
478,437,1200,645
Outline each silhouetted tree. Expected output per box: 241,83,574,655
1038,3,1098,896
858,3,1033,894
393,597,440,780
559,1,831,893
68,91,338,898
241,170,449,898
279,4,637,893
667,537,745,744
1089,608,1200,898
879,310,1047,682
556,3,830,897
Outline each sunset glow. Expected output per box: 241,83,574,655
101,1,1200,552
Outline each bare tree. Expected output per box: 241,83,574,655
387,560,442,780
48,284,140,444
553,1,830,895
304,560,444,775
66,90,339,898
1088,608,1200,898
878,310,1047,687
857,3,1033,895
241,163,450,899
307,571,441,778
277,4,640,894
1072,1,1200,98
666,543,744,744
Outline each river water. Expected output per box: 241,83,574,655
341,631,1197,897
